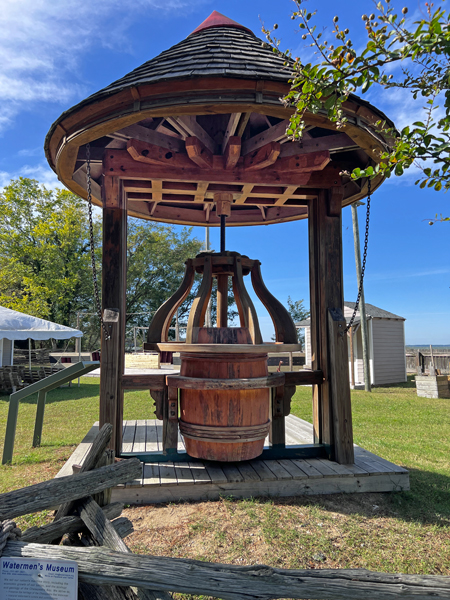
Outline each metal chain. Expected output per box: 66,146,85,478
343,177,372,335
86,143,111,341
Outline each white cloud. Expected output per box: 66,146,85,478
0,0,205,133
0,163,62,190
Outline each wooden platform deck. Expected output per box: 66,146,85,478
57,415,409,504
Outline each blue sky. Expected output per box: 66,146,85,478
1,0,448,344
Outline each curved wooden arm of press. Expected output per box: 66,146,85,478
186,255,213,343
147,259,195,343
251,262,298,343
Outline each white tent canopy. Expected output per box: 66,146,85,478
0,306,83,341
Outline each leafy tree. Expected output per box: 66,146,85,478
0,178,98,331
264,0,450,221
0,178,204,350
287,296,310,348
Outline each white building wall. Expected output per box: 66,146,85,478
371,319,407,385
305,326,312,368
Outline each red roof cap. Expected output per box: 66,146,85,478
190,10,252,36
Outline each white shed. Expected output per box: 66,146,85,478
297,302,407,387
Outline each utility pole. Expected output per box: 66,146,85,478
204,226,212,327
351,202,371,392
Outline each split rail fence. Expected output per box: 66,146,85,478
1,424,450,600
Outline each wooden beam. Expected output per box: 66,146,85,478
104,150,312,187
185,136,213,169
244,141,280,171
308,187,352,462
165,117,190,139
101,175,127,455
127,138,194,168
222,113,241,153
223,136,241,170
115,123,185,152
176,116,218,154
328,308,354,464
236,112,251,137
275,150,331,173
195,181,208,202
242,120,289,155
279,133,358,158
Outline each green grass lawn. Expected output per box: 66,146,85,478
0,377,155,492
0,374,449,575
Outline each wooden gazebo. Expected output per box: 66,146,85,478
45,11,393,466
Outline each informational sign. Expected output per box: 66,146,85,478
0,557,78,600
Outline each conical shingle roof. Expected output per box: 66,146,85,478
82,14,291,104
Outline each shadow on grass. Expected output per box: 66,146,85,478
373,374,417,389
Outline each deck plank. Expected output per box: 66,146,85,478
174,462,195,485
291,459,323,478
159,462,178,486
203,462,228,484
263,460,292,480
277,459,309,479
222,463,244,483
145,420,159,452
236,462,260,482
251,460,278,482
304,458,342,477
133,420,147,453
143,463,160,486
122,421,137,453
189,461,211,484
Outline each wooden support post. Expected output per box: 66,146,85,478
100,176,127,456
99,310,120,454
328,308,354,464
269,386,285,447
308,188,354,463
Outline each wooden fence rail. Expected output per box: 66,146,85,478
4,540,450,600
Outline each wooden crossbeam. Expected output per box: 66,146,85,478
244,142,280,171
105,150,313,186
115,124,185,152
194,181,208,203
235,184,254,205
236,112,251,137
275,150,331,173
155,119,184,139
185,136,213,169
223,136,241,170
176,116,218,154
279,133,357,158
127,139,194,168
222,113,241,153
242,120,290,155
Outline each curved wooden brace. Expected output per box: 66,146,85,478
232,256,262,345
185,255,213,343
250,262,298,344
147,259,195,343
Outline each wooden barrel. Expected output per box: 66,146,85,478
179,328,270,462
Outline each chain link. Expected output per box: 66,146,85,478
86,143,111,341
343,177,371,335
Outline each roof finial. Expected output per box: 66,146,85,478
190,10,252,36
